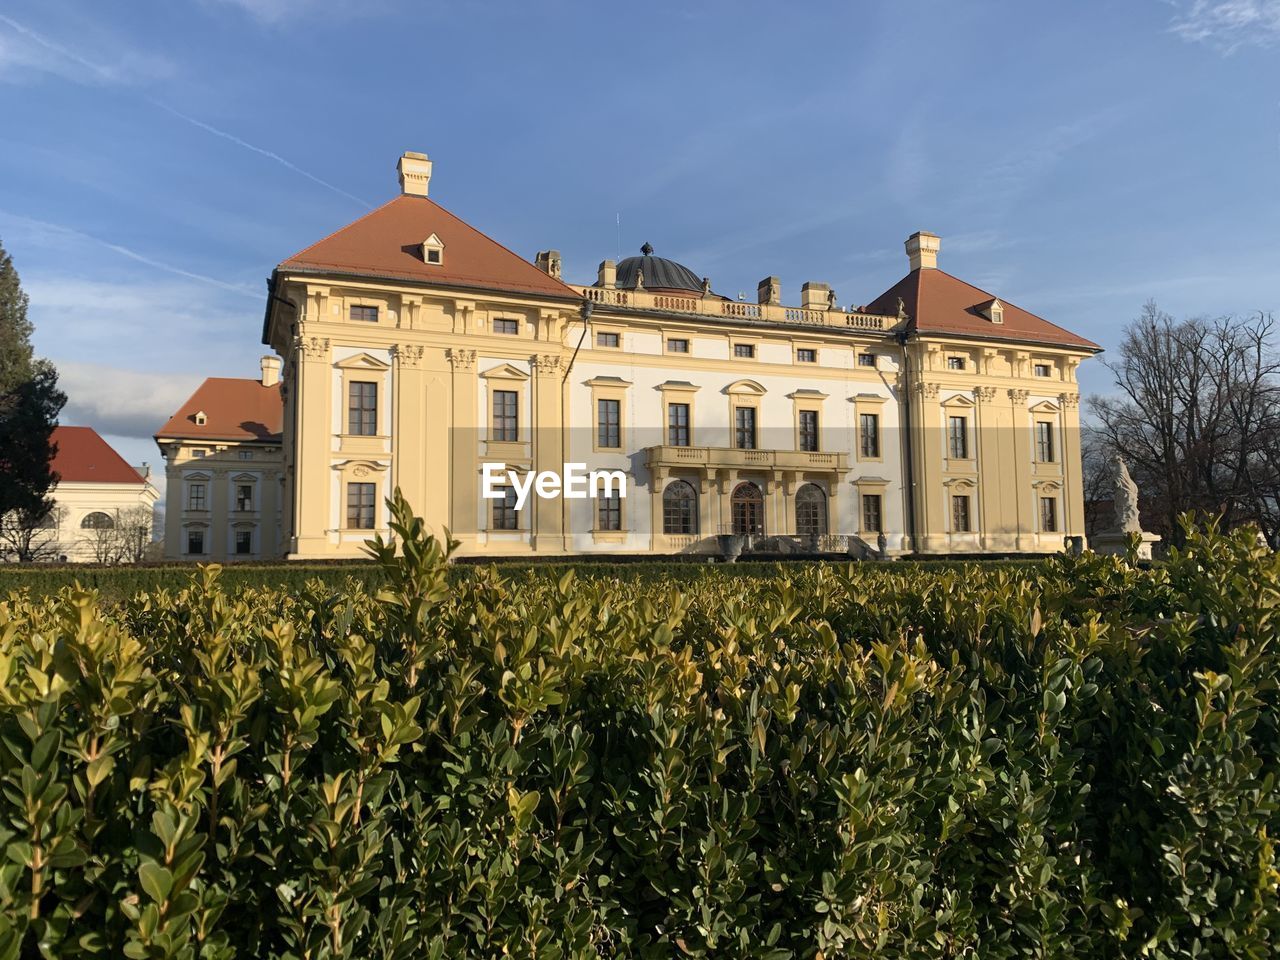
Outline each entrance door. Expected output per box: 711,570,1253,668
731,481,764,535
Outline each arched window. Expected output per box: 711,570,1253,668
662,480,698,535
795,484,828,540
81,511,114,530
731,481,764,536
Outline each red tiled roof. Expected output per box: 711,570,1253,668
50,426,146,485
277,194,580,299
155,378,283,443
863,269,1101,351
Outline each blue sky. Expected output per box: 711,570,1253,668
1,0,1277,497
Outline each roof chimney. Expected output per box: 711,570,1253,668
757,276,780,306
397,151,432,197
906,231,940,271
597,260,616,289
800,281,830,310
261,355,282,388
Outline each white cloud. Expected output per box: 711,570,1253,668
57,361,203,442
1169,0,1280,51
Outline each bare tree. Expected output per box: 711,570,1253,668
0,503,65,562
78,506,154,564
1090,302,1280,545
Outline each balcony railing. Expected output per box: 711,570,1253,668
645,445,850,473
575,285,896,332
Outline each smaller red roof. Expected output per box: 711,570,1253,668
155,378,283,443
51,426,147,485
863,269,1101,351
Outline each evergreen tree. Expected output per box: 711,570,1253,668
0,239,65,557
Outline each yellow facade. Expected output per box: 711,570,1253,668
260,151,1095,560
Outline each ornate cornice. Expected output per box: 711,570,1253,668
446,348,476,370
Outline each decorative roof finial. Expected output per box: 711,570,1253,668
641,242,654,256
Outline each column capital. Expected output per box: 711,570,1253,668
293,334,330,363
532,353,563,375
393,343,425,368
1008,388,1031,404
975,385,999,403
1058,392,1081,409
446,348,476,370
915,380,940,400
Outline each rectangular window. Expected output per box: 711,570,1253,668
597,492,622,531
1034,363,1052,377
860,413,880,458
952,495,972,532
1036,421,1055,462
667,338,689,354
236,484,253,512
862,494,883,533
667,402,690,447
947,356,966,371
192,449,207,458
493,318,519,335
948,416,969,459
597,398,621,449
187,528,205,555
492,486,518,530
237,450,253,461
235,530,252,555
425,247,442,264
1040,496,1058,532
348,381,378,436
492,390,518,442
188,483,206,511
347,482,376,529
799,410,819,452
596,331,620,348
733,343,756,359
796,348,817,364
858,353,877,368
350,304,378,323
734,406,757,450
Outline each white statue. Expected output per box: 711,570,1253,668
1112,457,1141,533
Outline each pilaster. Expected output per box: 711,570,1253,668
447,348,478,549
292,332,332,557
1009,388,1032,550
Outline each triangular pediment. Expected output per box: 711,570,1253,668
335,352,391,371
480,363,530,381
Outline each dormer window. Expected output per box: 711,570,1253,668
422,233,444,265
194,411,207,426
979,298,1004,324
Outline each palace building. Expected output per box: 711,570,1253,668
155,366,284,561
192,149,1099,561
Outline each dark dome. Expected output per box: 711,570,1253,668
614,243,705,293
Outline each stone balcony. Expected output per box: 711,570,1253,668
644,444,849,475
572,285,897,332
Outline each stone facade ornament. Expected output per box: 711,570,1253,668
533,354,563,374
1058,392,1081,408
1008,388,1031,404
446,348,476,370
915,381,940,400
975,386,999,402
293,335,330,362
394,343,425,368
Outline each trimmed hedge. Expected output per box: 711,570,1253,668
0,495,1276,958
